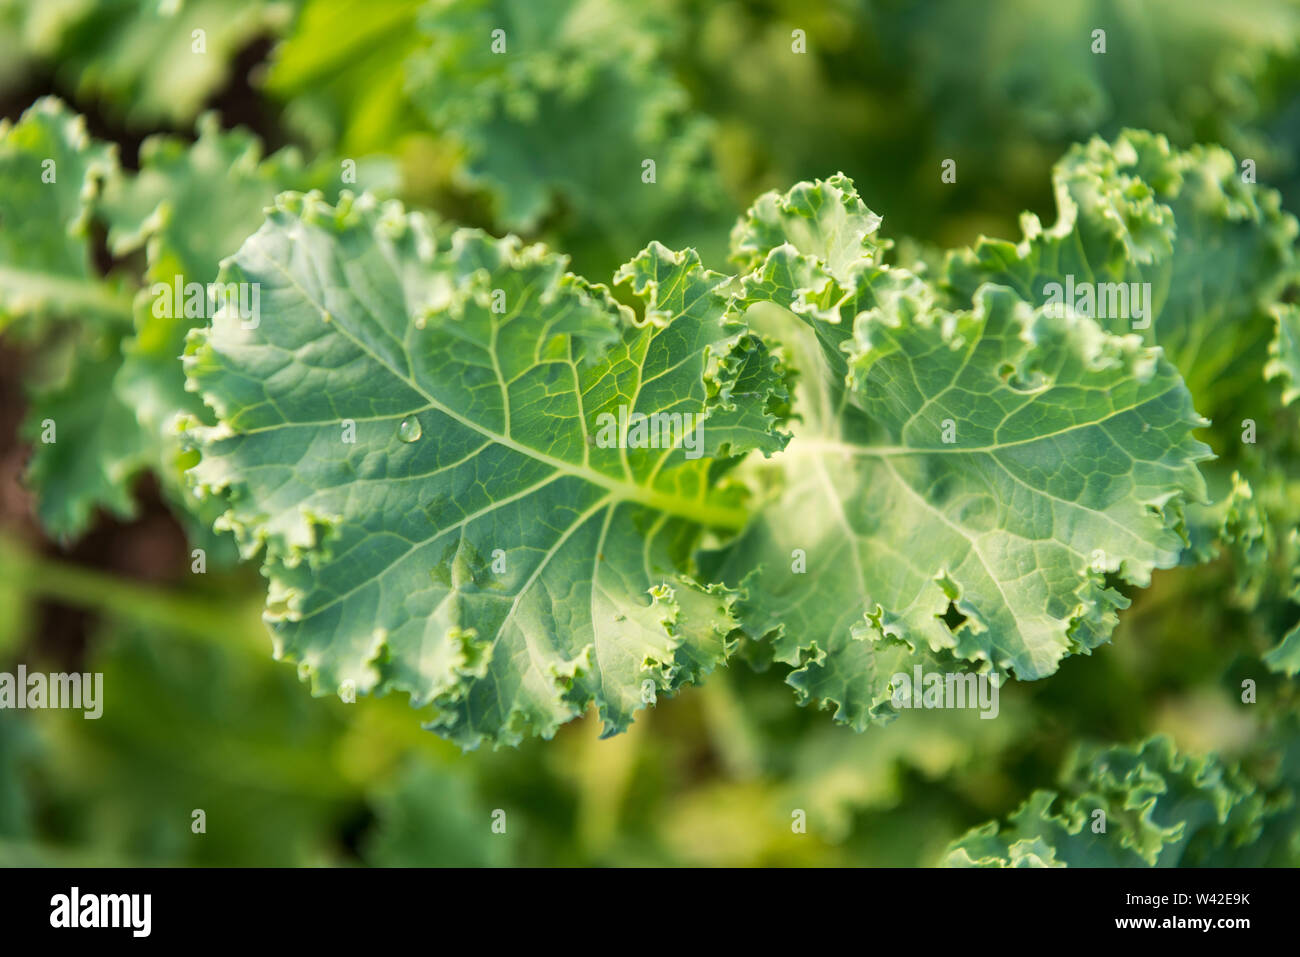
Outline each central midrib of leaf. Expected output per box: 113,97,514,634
259,249,750,532
406,397,749,530
785,382,1181,457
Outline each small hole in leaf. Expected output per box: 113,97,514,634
940,601,967,632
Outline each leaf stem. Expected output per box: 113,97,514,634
0,533,253,644
0,268,136,321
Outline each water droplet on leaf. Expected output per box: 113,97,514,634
398,415,422,443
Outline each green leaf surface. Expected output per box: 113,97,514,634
102,115,306,438
0,98,147,538
101,115,323,553
0,96,128,327
944,734,1295,867
1265,626,1300,676
4,101,326,542
265,0,427,154
715,175,1211,730
944,130,1299,456
22,326,151,538
944,131,1300,658
405,0,728,270
184,191,789,747
1265,527,1300,676
15,0,294,125
1267,302,1300,406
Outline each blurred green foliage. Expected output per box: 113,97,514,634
0,0,1297,866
